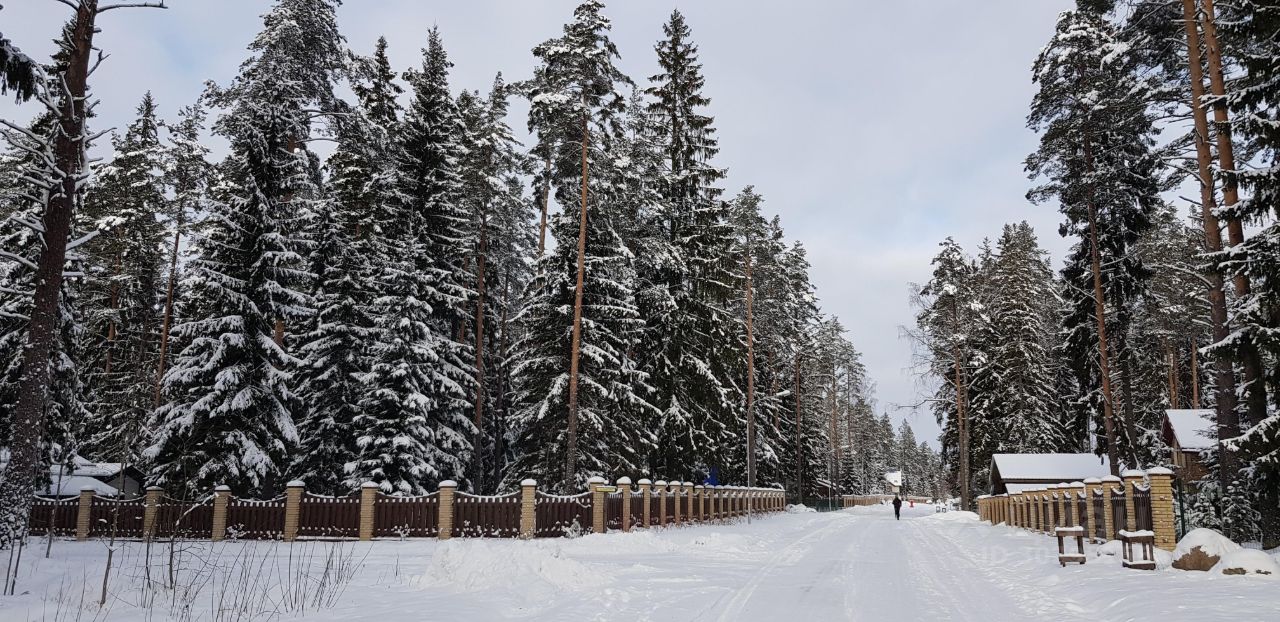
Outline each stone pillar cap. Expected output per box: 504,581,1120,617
616,476,632,485
361,481,380,489
438,480,458,488
1070,482,1086,488
637,478,652,485
1057,482,1071,487
1083,477,1102,484
654,479,668,486
146,485,164,491
694,485,704,489
286,480,306,488
1121,469,1146,478
683,481,693,486
1101,475,1122,483
215,485,232,492
1146,466,1173,476
80,485,97,492
520,479,538,487
587,476,607,484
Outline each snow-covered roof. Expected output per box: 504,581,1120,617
55,457,126,478
44,475,118,496
990,453,1111,482
1164,409,1215,451
883,471,903,487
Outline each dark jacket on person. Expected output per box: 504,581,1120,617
892,497,902,510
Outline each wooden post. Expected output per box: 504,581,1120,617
75,487,94,541
359,481,378,542
283,480,304,542
656,481,668,526
1146,467,1177,551
211,486,231,542
589,476,606,534
638,479,652,528
1102,475,1120,541
143,486,163,539
438,480,457,540
618,477,632,532
519,479,537,539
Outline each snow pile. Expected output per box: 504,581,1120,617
419,539,610,594
921,510,978,522
1213,549,1279,577
785,503,816,513
1172,528,1241,571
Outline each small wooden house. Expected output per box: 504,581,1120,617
988,453,1112,495
1161,409,1214,484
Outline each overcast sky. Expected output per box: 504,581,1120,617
2,0,1077,447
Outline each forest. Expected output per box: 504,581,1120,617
912,0,1280,546
0,0,945,546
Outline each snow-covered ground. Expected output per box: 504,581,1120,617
3,504,1277,621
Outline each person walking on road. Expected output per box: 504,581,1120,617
892,495,902,520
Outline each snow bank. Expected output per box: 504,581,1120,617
920,510,978,522
1213,549,1280,577
419,540,610,594
1172,528,1241,571
785,504,816,513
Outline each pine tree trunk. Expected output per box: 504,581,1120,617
472,214,488,492
104,254,122,375
793,353,802,500
1191,336,1201,408
565,108,589,486
951,294,971,509
1081,136,1123,477
154,226,183,405
828,363,838,490
1180,0,1242,490
744,233,756,503
1200,0,1269,429
0,0,98,549
538,151,551,258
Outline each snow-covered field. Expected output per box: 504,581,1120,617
3,504,1277,621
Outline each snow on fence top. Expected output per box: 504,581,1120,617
1163,409,1216,450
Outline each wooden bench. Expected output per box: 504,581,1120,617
1119,530,1156,570
1055,526,1085,567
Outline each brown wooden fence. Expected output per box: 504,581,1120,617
534,491,592,538
298,493,360,539
33,479,786,542
454,492,521,538
373,493,438,538
28,497,77,536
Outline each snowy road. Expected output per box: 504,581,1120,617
5,504,1278,621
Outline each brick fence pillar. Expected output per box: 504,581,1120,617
143,485,163,539
283,480,305,542
694,485,704,521
684,482,695,521
655,480,668,526
1122,470,1144,533
519,479,537,539
1101,475,1119,540
75,487,94,541
1146,467,1177,551
638,479,652,528
359,481,379,541
672,482,683,525
618,477,632,532
438,480,457,540
211,485,231,541
589,476,607,534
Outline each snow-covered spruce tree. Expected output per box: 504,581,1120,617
910,238,980,507
639,9,743,480
1026,2,1163,474
456,74,535,493
969,223,1065,455
1221,0,1280,544
145,0,345,496
295,37,403,495
506,0,653,490
362,26,477,491
76,93,166,465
